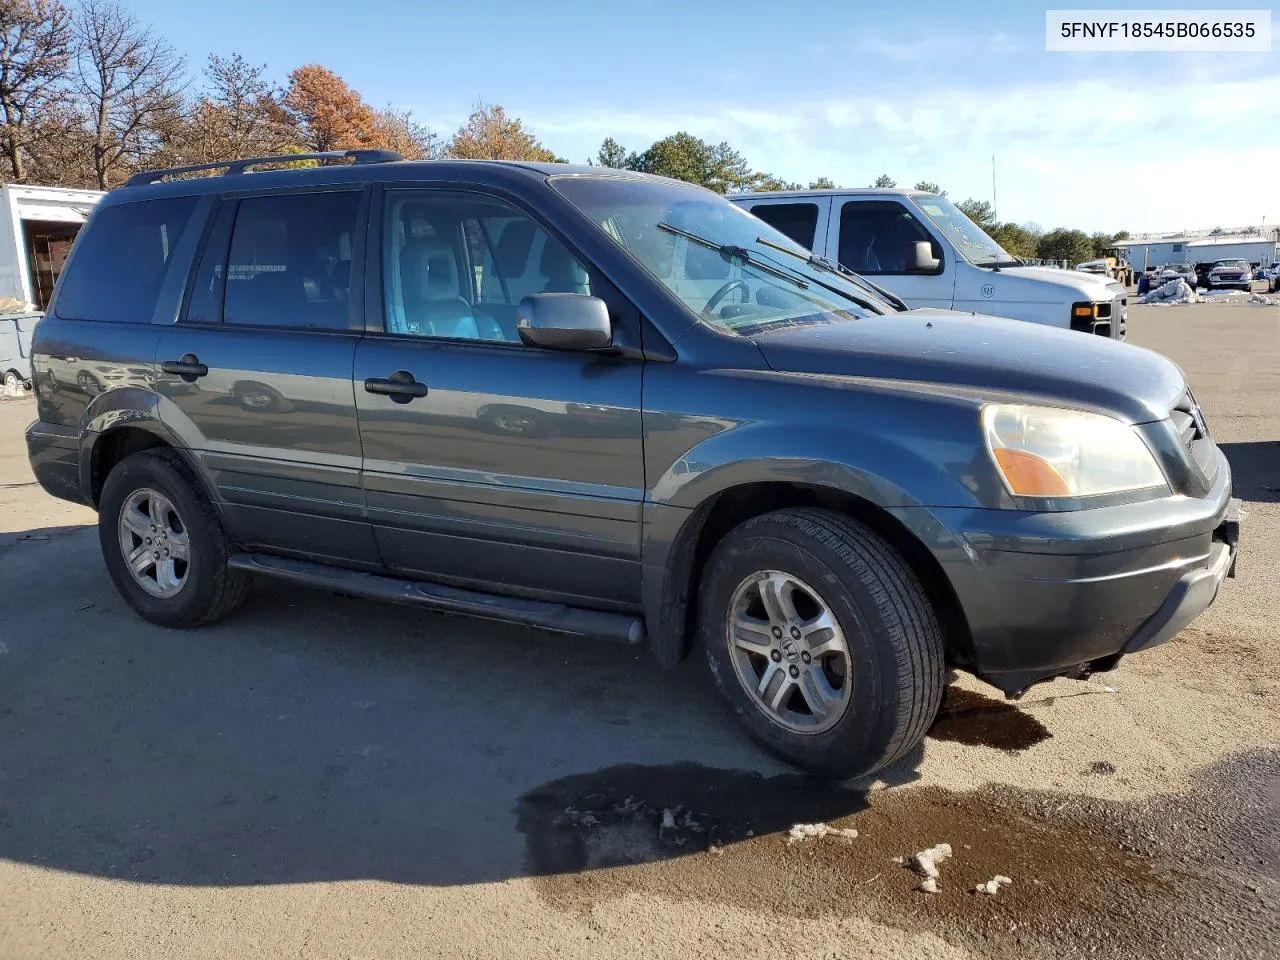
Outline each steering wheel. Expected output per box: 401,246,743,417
702,279,750,316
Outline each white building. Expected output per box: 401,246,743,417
1115,227,1279,271
0,184,104,311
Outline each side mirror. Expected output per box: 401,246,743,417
909,240,940,274
516,293,613,352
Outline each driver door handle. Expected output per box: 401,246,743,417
364,370,429,403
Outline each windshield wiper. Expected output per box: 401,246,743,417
976,259,1024,271
752,235,906,312
657,222,807,288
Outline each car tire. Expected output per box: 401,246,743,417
2,370,21,391
98,448,249,628
698,508,945,779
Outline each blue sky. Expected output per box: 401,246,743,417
126,0,1279,233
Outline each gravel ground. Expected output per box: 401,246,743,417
0,301,1277,959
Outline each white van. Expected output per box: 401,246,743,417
729,189,1127,339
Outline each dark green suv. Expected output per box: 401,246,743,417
26,151,1241,778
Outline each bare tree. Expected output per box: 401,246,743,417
72,0,185,188
370,103,440,160
168,53,295,165
0,0,73,181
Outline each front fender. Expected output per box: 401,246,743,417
650,420,987,511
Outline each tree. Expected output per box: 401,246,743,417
630,132,751,193
913,180,945,195
809,177,837,189
872,174,896,188
746,171,800,191
957,198,996,230
1112,229,1130,242
1036,227,1093,265
170,53,295,165
988,221,1037,259
73,0,186,189
0,0,73,181
283,64,376,152
595,136,631,169
445,102,559,161
370,104,439,160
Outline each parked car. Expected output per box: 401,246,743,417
1206,259,1253,290
1154,263,1197,288
729,189,1128,339
1269,261,1280,293
1193,262,1216,289
25,151,1242,779
1075,259,1110,275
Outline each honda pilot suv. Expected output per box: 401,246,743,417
26,152,1241,778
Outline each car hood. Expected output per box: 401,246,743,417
976,264,1119,301
751,309,1185,424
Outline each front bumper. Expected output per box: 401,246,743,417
914,447,1239,696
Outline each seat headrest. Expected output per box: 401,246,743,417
539,239,590,294
401,237,460,300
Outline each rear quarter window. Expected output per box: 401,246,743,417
54,197,198,324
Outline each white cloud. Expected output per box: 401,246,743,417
522,73,1280,232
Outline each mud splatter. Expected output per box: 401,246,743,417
928,687,1052,751
516,751,1279,960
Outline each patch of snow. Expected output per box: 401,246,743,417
911,842,953,879
787,822,858,843
1139,279,1200,304
975,875,1013,896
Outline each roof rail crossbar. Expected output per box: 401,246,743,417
123,149,403,187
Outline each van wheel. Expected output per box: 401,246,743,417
97,449,249,628
699,508,944,779
2,370,20,391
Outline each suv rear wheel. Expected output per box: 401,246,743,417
98,449,249,627
699,508,944,779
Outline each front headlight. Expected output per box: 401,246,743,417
982,404,1167,498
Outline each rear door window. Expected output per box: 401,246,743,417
222,191,361,330
749,202,819,249
54,197,198,323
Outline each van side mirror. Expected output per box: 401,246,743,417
516,293,613,352
909,240,940,274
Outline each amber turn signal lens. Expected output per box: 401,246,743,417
991,448,1071,497
1072,304,1094,317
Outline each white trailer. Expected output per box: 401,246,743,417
0,184,104,312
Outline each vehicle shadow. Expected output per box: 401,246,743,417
0,523,936,888
1219,441,1280,504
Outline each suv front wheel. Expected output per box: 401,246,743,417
98,449,249,628
699,508,944,779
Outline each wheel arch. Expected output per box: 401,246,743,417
83,421,215,512
646,480,974,671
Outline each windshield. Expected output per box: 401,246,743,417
552,176,896,336
1215,260,1248,269
911,194,1015,266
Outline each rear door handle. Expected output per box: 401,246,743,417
364,370,429,403
160,354,208,381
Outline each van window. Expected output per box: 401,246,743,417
54,197,197,323
838,201,940,276
222,191,360,330
749,203,819,249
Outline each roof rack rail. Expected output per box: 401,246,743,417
123,149,403,187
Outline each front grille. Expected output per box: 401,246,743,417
1171,390,1216,479
1171,392,1206,448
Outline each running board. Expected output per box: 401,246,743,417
227,553,646,645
